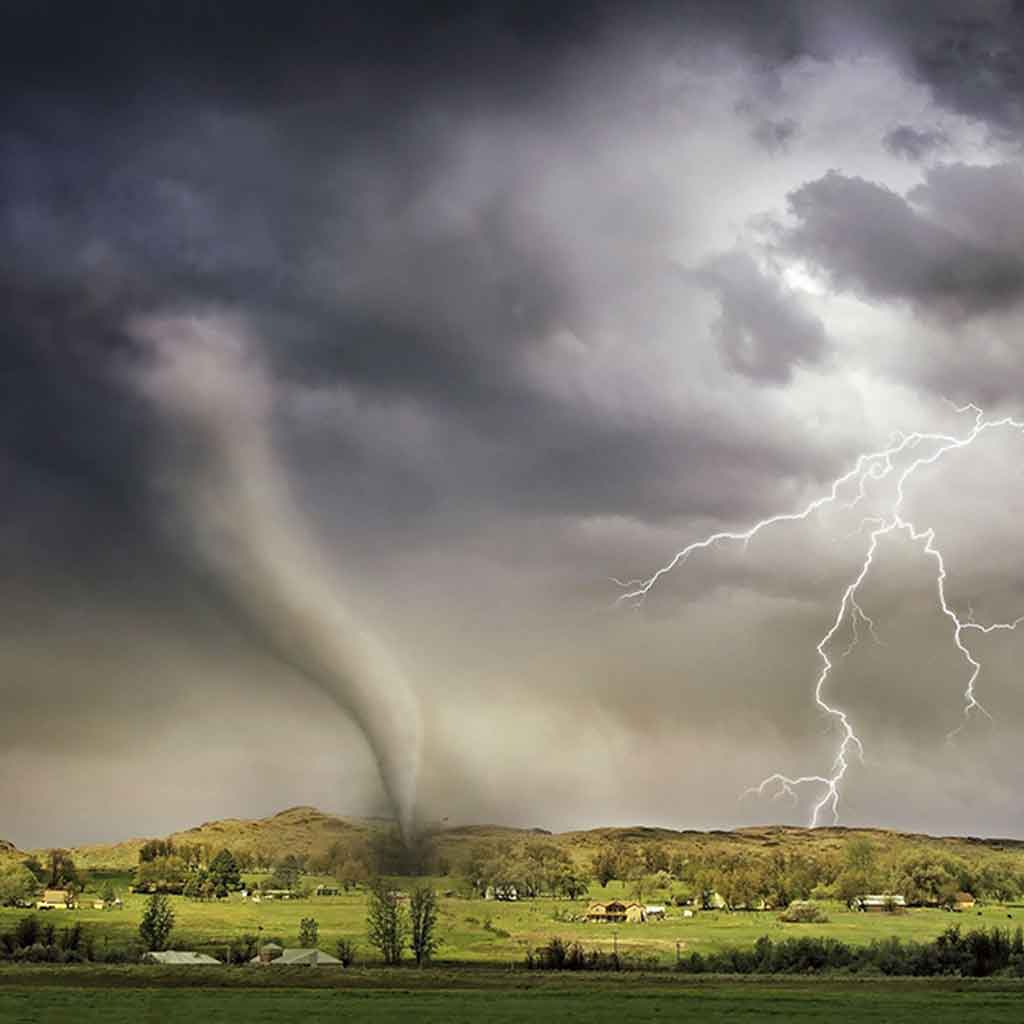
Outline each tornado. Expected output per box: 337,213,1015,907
132,315,422,839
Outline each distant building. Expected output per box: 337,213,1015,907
253,942,283,963
624,903,647,923
849,894,907,912
484,885,518,901
251,947,342,966
144,951,220,965
585,901,648,923
36,889,75,910
645,905,666,920
953,892,977,912
315,884,340,896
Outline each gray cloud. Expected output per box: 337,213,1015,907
753,117,800,152
697,249,829,384
883,124,950,161
784,167,1024,318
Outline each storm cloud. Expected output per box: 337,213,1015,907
5,1,1024,848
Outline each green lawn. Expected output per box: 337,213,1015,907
2,976,1024,1023
2,878,1018,965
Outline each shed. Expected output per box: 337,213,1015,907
253,947,342,966
953,892,976,911
144,951,220,965
849,894,906,912
645,905,666,920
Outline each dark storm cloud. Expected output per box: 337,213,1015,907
889,2,1024,136
696,249,829,384
882,124,950,161
7,0,1024,846
783,167,1024,318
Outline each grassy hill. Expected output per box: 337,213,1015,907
23,808,1024,873
38,807,380,871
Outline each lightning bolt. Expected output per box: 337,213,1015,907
619,404,1024,826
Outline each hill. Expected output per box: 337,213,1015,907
23,810,1024,873
46,806,377,871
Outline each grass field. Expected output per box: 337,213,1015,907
3,969,1024,1022
1,875,1020,965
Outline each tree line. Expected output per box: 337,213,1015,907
585,836,1024,908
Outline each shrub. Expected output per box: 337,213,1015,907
779,902,830,924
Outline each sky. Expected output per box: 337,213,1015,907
6,1,1024,847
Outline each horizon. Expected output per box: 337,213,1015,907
10,803,1024,855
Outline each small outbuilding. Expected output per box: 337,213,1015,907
849,894,907,912
251,947,342,966
953,892,977,911
645,905,666,920
144,951,220,965
484,885,518,901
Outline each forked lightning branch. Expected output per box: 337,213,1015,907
618,404,1024,827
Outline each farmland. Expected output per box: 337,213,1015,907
6,808,1024,1020
0,878,1020,965
5,805,1024,965
3,969,1024,1023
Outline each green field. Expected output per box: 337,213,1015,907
1,876,1019,965
2,970,1024,1023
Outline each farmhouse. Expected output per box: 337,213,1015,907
36,889,75,910
849,894,907,912
144,951,220,965
584,901,648,923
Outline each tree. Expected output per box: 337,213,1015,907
100,882,117,907
298,917,319,948
366,877,408,965
46,850,79,890
139,839,176,864
269,855,303,891
643,843,670,873
409,886,439,965
0,864,38,907
21,857,46,885
208,849,242,895
139,893,175,951
591,846,619,888
560,873,590,900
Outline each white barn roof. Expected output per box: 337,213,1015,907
144,951,220,965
